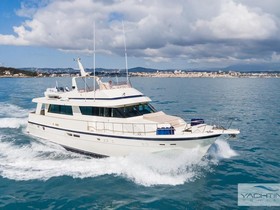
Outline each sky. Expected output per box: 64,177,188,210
1,0,280,70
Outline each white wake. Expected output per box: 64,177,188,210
0,103,29,128
0,138,206,186
0,118,27,129
0,103,29,118
0,136,238,186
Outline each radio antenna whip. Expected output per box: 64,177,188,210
122,21,129,85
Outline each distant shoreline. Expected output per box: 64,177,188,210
1,72,279,78
1,66,279,78
130,71,280,78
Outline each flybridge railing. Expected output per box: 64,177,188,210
110,82,131,90
77,80,131,92
87,121,171,136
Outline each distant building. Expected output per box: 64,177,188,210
174,70,182,74
4,71,11,75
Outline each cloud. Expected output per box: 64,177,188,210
271,51,280,62
15,0,52,18
1,0,280,68
192,0,278,40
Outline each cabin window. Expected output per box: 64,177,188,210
80,107,113,117
139,104,156,114
48,105,73,115
104,108,112,117
80,106,101,116
112,108,124,118
99,107,105,116
79,106,94,115
116,104,156,118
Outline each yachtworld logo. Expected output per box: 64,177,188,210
238,183,280,206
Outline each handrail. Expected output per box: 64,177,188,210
87,120,171,136
175,112,239,128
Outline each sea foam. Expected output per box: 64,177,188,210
0,103,29,128
0,118,27,129
0,103,29,118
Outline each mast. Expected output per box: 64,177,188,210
122,21,129,85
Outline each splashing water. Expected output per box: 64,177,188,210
209,139,238,160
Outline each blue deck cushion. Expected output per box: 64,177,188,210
156,127,175,135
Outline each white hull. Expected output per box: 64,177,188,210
27,115,218,158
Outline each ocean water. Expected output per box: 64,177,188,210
0,77,279,209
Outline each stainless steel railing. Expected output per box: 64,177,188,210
87,121,171,136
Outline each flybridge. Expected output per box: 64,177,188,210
42,59,152,108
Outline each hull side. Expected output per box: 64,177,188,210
27,120,218,158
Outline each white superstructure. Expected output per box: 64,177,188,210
27,59,239,158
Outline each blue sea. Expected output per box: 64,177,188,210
0,77,279,209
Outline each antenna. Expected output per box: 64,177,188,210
122,21,129,85
93,21,96,99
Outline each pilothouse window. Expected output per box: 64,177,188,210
48,105,73,115
121,103,156,117
80,106,101,116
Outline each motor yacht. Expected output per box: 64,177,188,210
27,59,239,158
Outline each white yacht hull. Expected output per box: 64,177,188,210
27,114,219,159
26,60,239,160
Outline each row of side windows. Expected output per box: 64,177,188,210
80,103,156,118
47,103,156,118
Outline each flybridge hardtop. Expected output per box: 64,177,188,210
27,59,239,158
41,59,150,107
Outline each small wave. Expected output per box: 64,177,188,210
0,118,27,129
0,139,214,186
